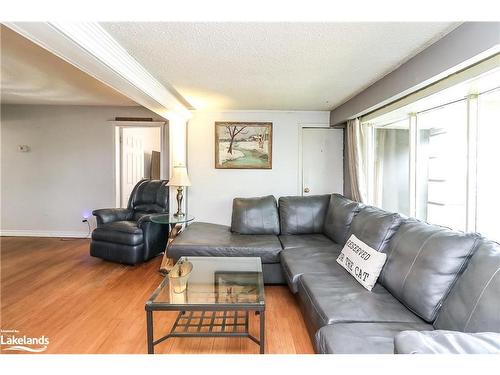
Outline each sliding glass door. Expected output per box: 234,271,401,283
476,89,500,241
415,100,468,230
364,79,500,237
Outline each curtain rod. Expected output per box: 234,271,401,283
335,52,500,127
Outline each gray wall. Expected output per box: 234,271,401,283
1,104,160,237
330,22,500,125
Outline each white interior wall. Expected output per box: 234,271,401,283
187,110,337,226
1,106,342,234
168,118,188,215
0,104,162,237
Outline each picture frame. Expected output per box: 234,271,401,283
214,122,272,169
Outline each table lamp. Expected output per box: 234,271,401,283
167,166,192,217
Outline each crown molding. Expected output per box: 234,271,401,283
4,22,192,121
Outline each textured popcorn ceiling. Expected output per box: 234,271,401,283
0,25,137,106
102,22,459,111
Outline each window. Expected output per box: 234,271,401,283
416,100,468,230
363,65,500,240
476,88,500,241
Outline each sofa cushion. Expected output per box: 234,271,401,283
262,263,286,284
280,245,343,293
394,330,500,354
278,195,330,235
169,222,282,263
296,271,425,335
91,221,143,246
323,194,363,245
231,195,280,235
379,220,481,323
314,322,433,354
346,206,402,253
435,240,500,333
279,234,334,250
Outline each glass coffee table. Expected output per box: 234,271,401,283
145,256,265,354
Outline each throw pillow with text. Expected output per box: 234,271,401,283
336,234,387,291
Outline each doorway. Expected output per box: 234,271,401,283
115,123,166,208
299,126,344,196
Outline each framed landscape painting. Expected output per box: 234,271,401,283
215,122,272,169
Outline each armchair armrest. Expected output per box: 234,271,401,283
137,214,155,228
92,208,132,226
394,330,500,354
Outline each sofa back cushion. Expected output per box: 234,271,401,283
379,220,481,323
323,194,363,245
231,195,280,235
346,206,402,253
435,240,500,333
279,195,330,235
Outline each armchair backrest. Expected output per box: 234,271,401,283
127,179,169,220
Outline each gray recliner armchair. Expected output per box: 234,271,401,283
90,179,170,265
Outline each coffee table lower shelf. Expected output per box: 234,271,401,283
146,307,265,354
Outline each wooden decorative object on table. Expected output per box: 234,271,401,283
159,224,183,275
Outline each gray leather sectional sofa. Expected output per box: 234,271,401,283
169,194,500,354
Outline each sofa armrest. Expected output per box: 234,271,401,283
92,208,132,226
394,330,500,354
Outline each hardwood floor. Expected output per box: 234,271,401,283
0,237,314,354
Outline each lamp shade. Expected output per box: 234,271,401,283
167,166,192,187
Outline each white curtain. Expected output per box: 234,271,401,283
345,118,369,203
374,129,385,207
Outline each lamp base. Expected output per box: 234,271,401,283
175,186,184,217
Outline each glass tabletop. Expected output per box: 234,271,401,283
147,257,265,307
150,213,195,225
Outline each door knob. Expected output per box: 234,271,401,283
304,187,310,193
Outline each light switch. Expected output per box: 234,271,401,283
18,145,30,152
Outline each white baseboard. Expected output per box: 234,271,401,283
0,230,90,238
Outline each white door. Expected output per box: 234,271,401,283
301,128,343,196
121,128,145,207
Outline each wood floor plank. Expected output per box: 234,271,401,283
0,237,314,354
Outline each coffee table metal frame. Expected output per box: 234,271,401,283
145,256,266,354
145,300,265,354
